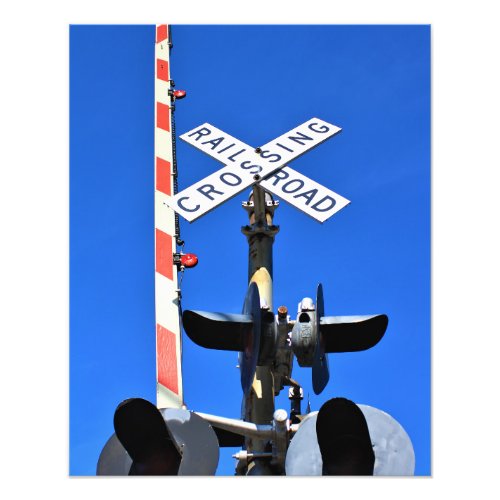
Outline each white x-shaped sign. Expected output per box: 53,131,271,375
167,118,350,223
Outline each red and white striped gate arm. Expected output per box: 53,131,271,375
154,24,183,409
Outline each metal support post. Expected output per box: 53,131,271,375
241,185,279,475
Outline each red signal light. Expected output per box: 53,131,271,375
173,89,187,99
180,253,198,268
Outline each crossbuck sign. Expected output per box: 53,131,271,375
168,118,351,223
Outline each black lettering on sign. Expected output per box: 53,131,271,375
259,150,282,162
308,122,330,134
294,188,319,206
202,137,224,149
220,172,242,186
282,179,305,194
227,149,246,162
267,170,289,186
276,143,294,153
240,160,262,174
177,196,200,212
311,195,336,212
197,184,224,200
287,131,313,146
188,127,212,141
218,143,235,154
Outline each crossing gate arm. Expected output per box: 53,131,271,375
154,24,183,408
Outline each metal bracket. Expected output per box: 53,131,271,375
173,252,183,269
272,308,294,396
195,409,295,473
242,186,280,225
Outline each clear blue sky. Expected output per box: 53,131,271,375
70,24,430,476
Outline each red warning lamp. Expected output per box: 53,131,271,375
173,89,187,99
180,253,198,268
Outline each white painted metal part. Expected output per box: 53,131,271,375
161,408,220,475
359,405,415,476
285,405,415,476
169,119,348,222
285,413,323,476
96,434,132,475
